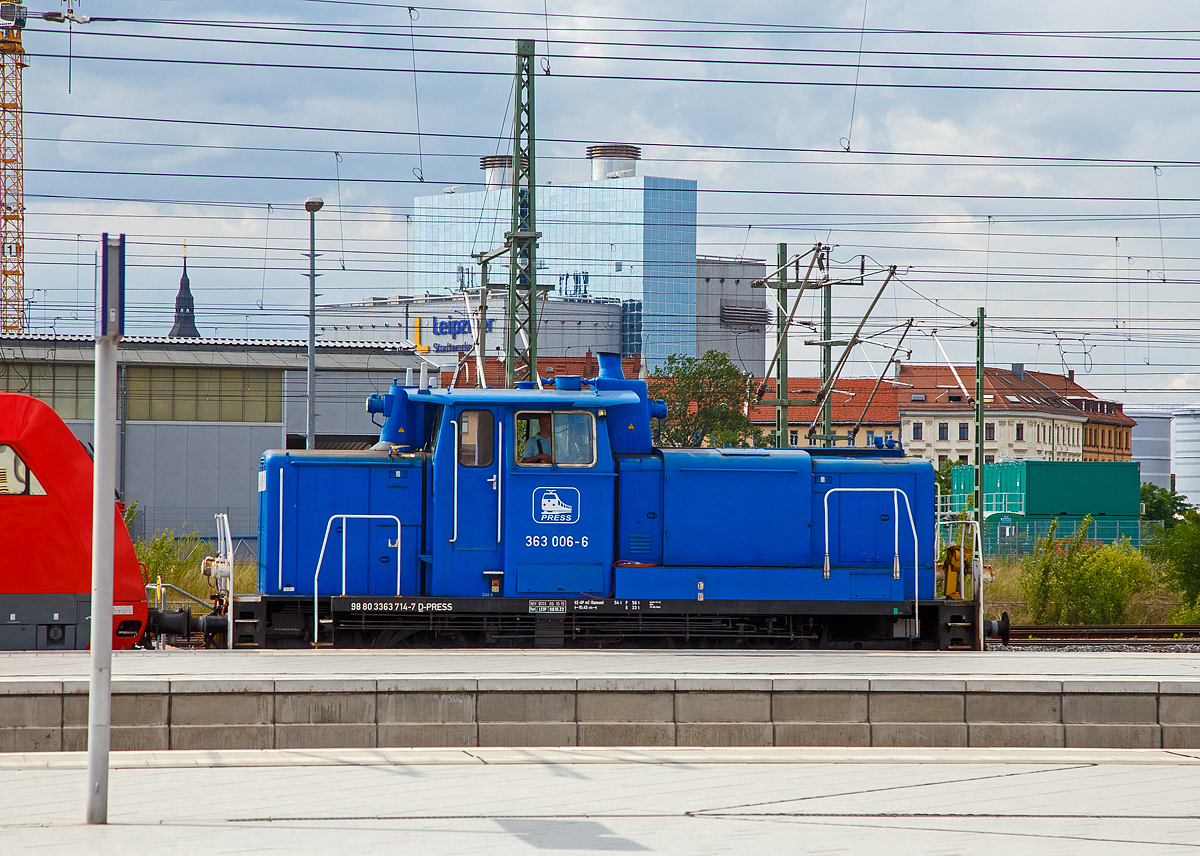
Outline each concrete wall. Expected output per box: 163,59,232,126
319,298,623,369
4,676,1197,752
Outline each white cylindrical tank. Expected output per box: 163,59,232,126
586,144,641,181
479,155,513,189
1173,408,1200,505
1127,408,1172,491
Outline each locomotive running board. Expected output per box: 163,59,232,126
331,595,919,617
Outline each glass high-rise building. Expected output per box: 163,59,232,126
413,146,697,367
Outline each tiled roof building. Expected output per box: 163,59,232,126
747,377,901,447
896,363,1136,466
1024,369,1136,461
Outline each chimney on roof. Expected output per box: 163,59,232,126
1011,363,1024,379
1069,369,1075,383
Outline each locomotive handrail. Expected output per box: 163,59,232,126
937,517,986,649
144,582,210,610
449,420,459,543
277,468,284,591
495,417,502,543
822,487,920,640
312,513,402,648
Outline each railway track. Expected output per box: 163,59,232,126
1005,624,1200,647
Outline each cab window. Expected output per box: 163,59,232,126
0,445,46,495
456,410,495,467
516,411,595,467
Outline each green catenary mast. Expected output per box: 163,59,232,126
504,40,543,387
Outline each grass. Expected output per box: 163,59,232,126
982,554,1184,624
135,524,257,611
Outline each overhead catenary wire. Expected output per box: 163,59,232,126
406,6,425,182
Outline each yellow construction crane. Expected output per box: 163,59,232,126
0,3,26,334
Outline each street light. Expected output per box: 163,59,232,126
305,196,323,450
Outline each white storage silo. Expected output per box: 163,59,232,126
1173,408,1200,506
1126,408,1172,490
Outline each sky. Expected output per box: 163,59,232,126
15,0,1200,405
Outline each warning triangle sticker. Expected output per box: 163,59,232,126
628,423,635,430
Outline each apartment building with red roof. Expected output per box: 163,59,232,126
747,376,901,447
1024,368,1136,461
896,362,1116,467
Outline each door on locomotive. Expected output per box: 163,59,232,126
505,409,614,597
429,404,507,596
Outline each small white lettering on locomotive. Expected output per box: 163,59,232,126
528,599,568,614
348,601,453,612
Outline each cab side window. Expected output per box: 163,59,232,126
456,410,495,467
516,411,595,467
553,412,594,466
0,445,46,495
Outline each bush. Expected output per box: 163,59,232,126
137,528,212,593
1145,510,1200,607
1018,516,1154,624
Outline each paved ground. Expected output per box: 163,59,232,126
4,648,1200,681
1,747,1198,854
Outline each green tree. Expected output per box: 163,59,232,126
934,459,954,497
1145,509,1200,607
1140,482,1193,529
1019,516,1153,624
648,350,760,447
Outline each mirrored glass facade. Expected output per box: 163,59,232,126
414,175,697,366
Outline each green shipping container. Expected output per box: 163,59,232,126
950,460,1141,518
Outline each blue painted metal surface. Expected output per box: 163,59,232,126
261,355,936,610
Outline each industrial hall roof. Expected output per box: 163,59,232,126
0,334,428,372
747,377,900,426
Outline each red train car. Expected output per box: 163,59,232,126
1,392,148,649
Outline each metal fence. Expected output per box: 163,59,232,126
124,505,259,561
126,506,255,542
983,518,1163,557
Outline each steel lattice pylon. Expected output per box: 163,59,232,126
0,26,23,334
504,40,543,388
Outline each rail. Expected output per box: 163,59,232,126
1007,624,1200,645
822,487,920,639
312,513,402,647
938,491,1025,518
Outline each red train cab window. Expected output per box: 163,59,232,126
0,444,46,495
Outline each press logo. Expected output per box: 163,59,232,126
533,487,580,524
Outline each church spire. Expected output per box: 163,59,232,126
169,246,200,338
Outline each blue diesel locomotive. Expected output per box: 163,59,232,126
244,354,982,649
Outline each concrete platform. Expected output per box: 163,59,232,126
2,746,1199,854
3,650,1200,752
